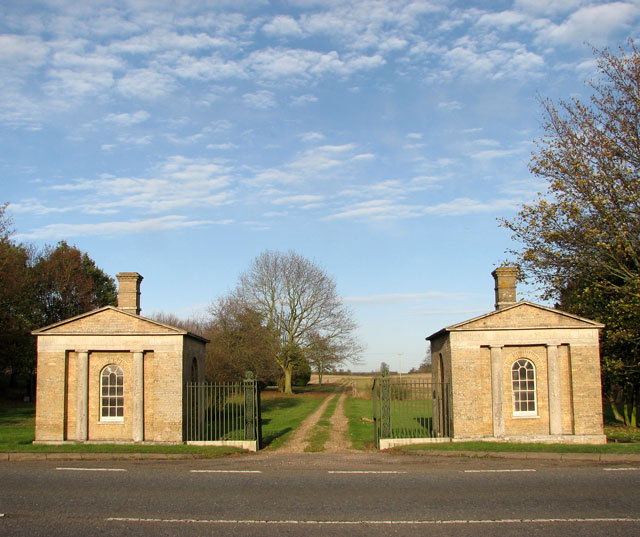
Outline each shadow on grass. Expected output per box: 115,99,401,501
261,427,292,448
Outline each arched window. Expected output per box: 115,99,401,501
511,359,537,415
101,365,124,421
191,358,199,383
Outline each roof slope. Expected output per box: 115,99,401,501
32,306,209,342
427,301,603,340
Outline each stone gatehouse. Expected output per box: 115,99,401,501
427,267,606,444
32,272,207,444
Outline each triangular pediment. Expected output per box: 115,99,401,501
449,301,603,331
32,306,191,336
428,301,603,339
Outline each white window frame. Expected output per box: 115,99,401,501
100,365,124,422
511,359,537,416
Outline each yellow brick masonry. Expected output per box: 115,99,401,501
33,307,206,444
429,302,606,445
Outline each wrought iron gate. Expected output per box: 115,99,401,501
185,373,261,451
372,374,451,449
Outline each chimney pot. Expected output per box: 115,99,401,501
116,272,143,315
492,266,517,311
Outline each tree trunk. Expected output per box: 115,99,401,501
318,367,323,386
281,363,294,395
608,394,625,423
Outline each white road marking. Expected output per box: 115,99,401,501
56,467,127,472
464,469,536,473
328,471,407,474
190,470,262,474
107,517,640,525
603,467,640,472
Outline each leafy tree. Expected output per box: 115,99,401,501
0,216,117,398
204,297,280,385
30,241,117,327
232,250,361,394
0,212,32,390
501,42,640,425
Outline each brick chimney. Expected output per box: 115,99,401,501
491,266,517,311
116,272,143,315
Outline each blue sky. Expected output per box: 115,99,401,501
2,0,638,372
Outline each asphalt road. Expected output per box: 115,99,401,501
1,452,639,536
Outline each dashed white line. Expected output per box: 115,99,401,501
56,467,127,472
328,471,407,474
190,470,262,474
106,517,640,525
603,467,640,472
464,469,536,473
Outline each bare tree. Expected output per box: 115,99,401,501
307,331,361,385
234,250,361,394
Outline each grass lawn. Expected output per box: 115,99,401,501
0,401,242,457
260,391,327,450
304,394,339,452
398,440,640,454
344,397,376,450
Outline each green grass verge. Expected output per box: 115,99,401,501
397,440,640,454
304,394,339,452
0,402,241,457
344,397,375,450
260,393,326,450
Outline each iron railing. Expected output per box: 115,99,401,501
185,375,261,447
372,376,451,448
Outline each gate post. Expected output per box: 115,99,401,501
243,372,257,443
372,378,378,448
380,372,391,440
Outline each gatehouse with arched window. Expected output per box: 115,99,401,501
32,272,207,444
427,267,606,444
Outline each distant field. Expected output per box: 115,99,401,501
309,373,432,399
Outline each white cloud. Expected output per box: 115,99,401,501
0,34,48,67
438,100,462,111
326,194,523,222
291,93,318,106
444,41,545,80
272,194,325,206
104,110,150,126
423,197,521,216
300,131,325,142
476,10,529,29
469,147,523,160
106,28,235,55
44,68,114,98
262,15,303,37
514,0,585,16
242,90,277,109
245,47,385,80
536,2,640,46
326,199,424,221
14,215,226,240
169,54,245,80
29,156,237,216
52,50,123,71
207,142,239,150
116,68,176,99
